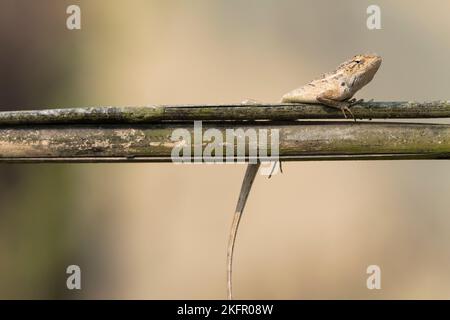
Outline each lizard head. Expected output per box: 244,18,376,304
340,54,382,91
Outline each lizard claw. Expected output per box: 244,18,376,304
339,98,362,121
349,98,366,121
339,105,355,121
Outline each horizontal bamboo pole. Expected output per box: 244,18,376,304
1,101,450,124
1,121,449,162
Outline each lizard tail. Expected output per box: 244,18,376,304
227,162,260,300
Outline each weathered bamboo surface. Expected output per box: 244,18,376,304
0,101,450,124
1,121,449,162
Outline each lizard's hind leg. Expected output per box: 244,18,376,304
268,161,282,179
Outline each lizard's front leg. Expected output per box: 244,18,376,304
317,91,359,120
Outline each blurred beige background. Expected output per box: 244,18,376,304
1,0,450,299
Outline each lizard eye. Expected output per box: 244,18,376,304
355,59,361,64
340,82,346,86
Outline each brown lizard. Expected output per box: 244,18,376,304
227,54,382,299
281,54,382,118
